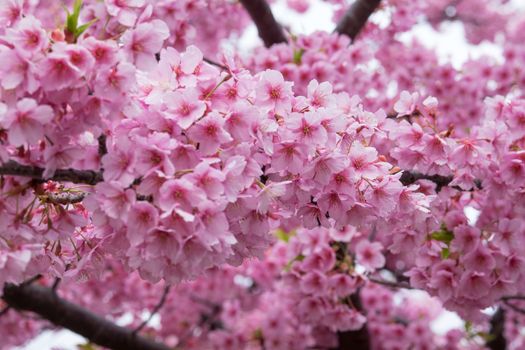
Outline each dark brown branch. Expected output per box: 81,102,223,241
0,160,102,185
368,277,413,289
133,285,171,334
3,283,170,350
239,0,288,47
486,308,506,350
334,0,382,41
501,295,525,301
399,171,482,192
333,292,370,350
98,134,108,157
399,171,453,191
51,278,61,291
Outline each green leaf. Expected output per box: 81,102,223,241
283,254,305,272
430,227,454,244
77,343,96,350
477,332,496,342
293,49,304,65
465,320,473,333
440,247,450,259
75,18,98,39
65,0,83,35
274,228,296,243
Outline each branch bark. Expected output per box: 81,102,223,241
0,160,102,185
486,308,506,350
333,292,370,350
2,283,170,350
239,0,288,47
399,171,453,191
334,0,382,41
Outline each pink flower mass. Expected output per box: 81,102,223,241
2,1,525,350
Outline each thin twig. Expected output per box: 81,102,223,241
502,299,525,315
203,57,228,71
368,277,413,289
133,285,171,335
51,278,61,292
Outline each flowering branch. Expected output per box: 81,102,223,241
0,160,103,185
2,282,171,350
334,0,382,40
238,0,288,47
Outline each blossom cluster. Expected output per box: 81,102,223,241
2,0,525,349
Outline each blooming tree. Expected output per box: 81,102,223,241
1,0,525,349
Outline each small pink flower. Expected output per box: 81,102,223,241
165,88,206,129
122,20,169,70
0,98,53,146
271,141,308,174
0,0,23,27
355,240,385,271
82,37,118,68
307,80,334,109
6,15,47,55
127,202,159,246
158,178,206,213
106,0,145,27
256,70,293,114
0,48,38,92
102,143,136,187
330,274,357,297
461,244,496,273
285,111,327,147
187,112,233,155
39,50,81,91
394,90,419,116
458,271,491,299
300,271,327,295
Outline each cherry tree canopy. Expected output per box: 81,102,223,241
1,0,525,349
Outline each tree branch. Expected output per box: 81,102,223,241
2,283,170,350
399,170,482,192
486,308,506,350
0,160,102,185
44,192,87,205
368,277,413,289
334,292,370,350
239,0,288,47
133,285,171,334
334,0,382,41
399,171,453,191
